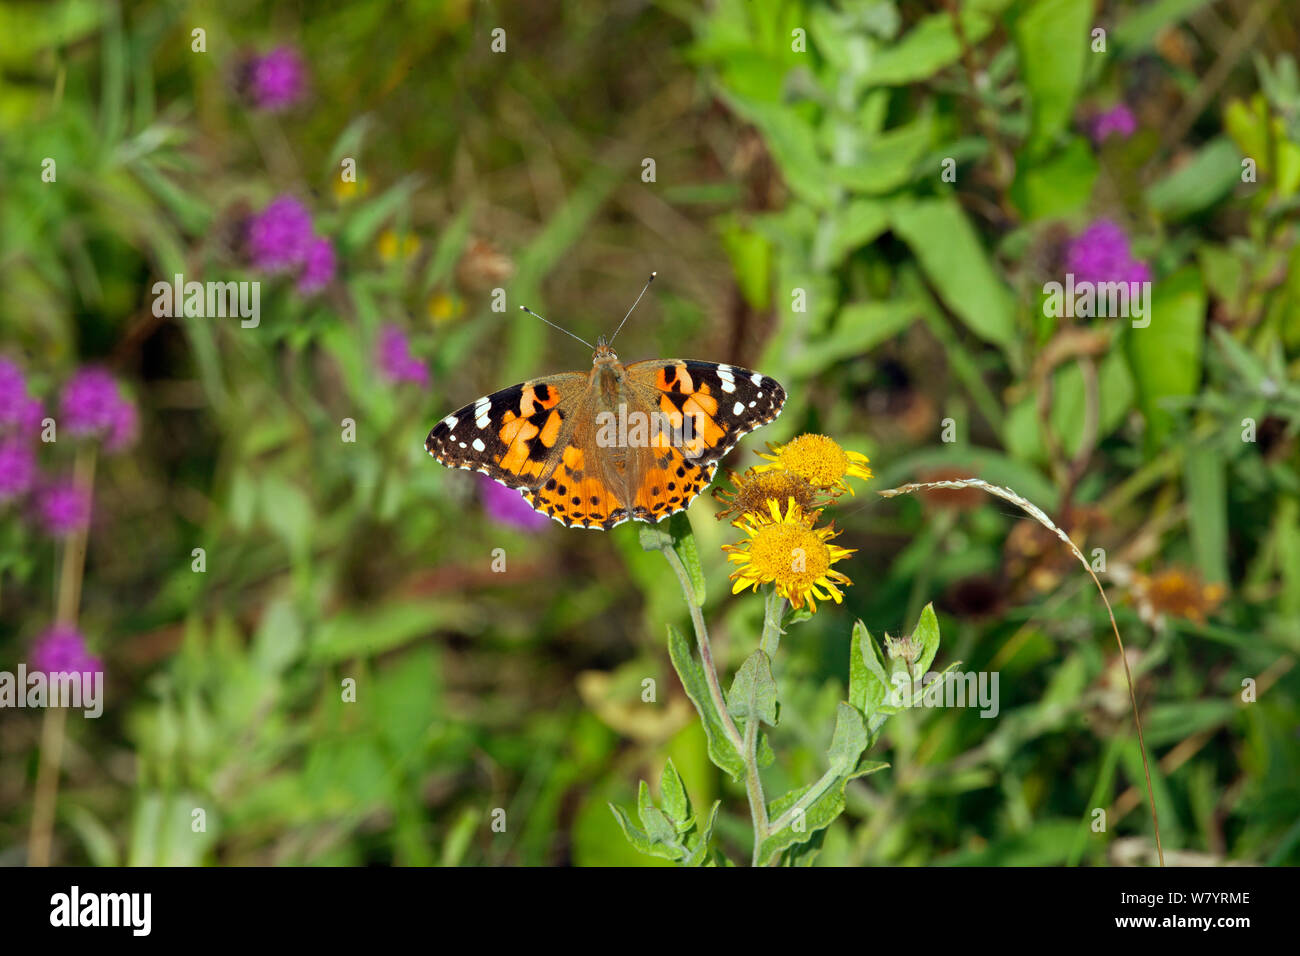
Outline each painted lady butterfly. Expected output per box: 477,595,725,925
425,278,786,529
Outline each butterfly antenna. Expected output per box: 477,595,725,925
519,305,595,350
608,271,657,345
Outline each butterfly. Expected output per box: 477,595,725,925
424,275,787,529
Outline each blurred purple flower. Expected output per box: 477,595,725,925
1065,219,1151,286
0,358,42,437
478,474,550,531
31,624,102,678
297,237,337,294
1089,104,1137,144
0,439,35,502
247,46,306,111
247,196,315,272
33,478,91,537
376,325,430,387
60,367,138,453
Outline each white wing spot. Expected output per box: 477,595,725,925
472,438,486,452
733,400,745,415
750,372,763,385
444,415,458,428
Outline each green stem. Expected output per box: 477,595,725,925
743,707,769,866
657,543,788,866
657,545,742,752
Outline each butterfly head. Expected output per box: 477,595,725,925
592,335,619,367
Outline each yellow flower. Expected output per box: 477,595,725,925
712,467,830,525
755,433,872,495
428,291,465,325
1131,566,1226,627
723,499,855,613
378,228,420,262
333,177,362,202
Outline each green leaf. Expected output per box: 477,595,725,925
832,115,933,196
421,202,475,294
726,650,778,726
860,5,1004,87
1113,0,1216,54
785,301,917,377
669,512,706,607
684,800,723,867
1184,445,1229,585
1125,266,1206,453
721,94,833,208
756,717,886,864
719,217,773,309
826,702,869,773
1147,138,1241,220
849,620,892,721
666,625,746,782
607,803,683,861
826,198,890,263
912,602,942,675
659,759,691,824
1010,137,1098,220
1013,0,1091,155
889,197,1017,350
341,174,421,249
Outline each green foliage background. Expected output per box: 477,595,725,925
2,0,1298,865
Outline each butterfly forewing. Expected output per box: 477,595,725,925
424,374,586,488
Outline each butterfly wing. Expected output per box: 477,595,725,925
424,373,587,489
426,360,786,531
622,359,786,522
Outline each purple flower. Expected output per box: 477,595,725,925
247,46,306,111
1065,219,1151,287
296,237,336,294
376,325,430,387
33,478,91,537
30,625,102,679
0,358,42,437
0,440,36,502
1089,104,1137,144
247,196,315,272
478,474,551,531
60,368,138,453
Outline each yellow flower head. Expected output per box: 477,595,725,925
755,433,872,496
1131,566,1226,626
723,499,856,613
333,176,369,203
378,229,420,263
428,291,465,325
712,467,831,525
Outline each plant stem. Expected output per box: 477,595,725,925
742,706,770,866
28,445,96,866
658,545,787,866
657,545,742,751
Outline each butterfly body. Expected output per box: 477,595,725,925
425,337,786,530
